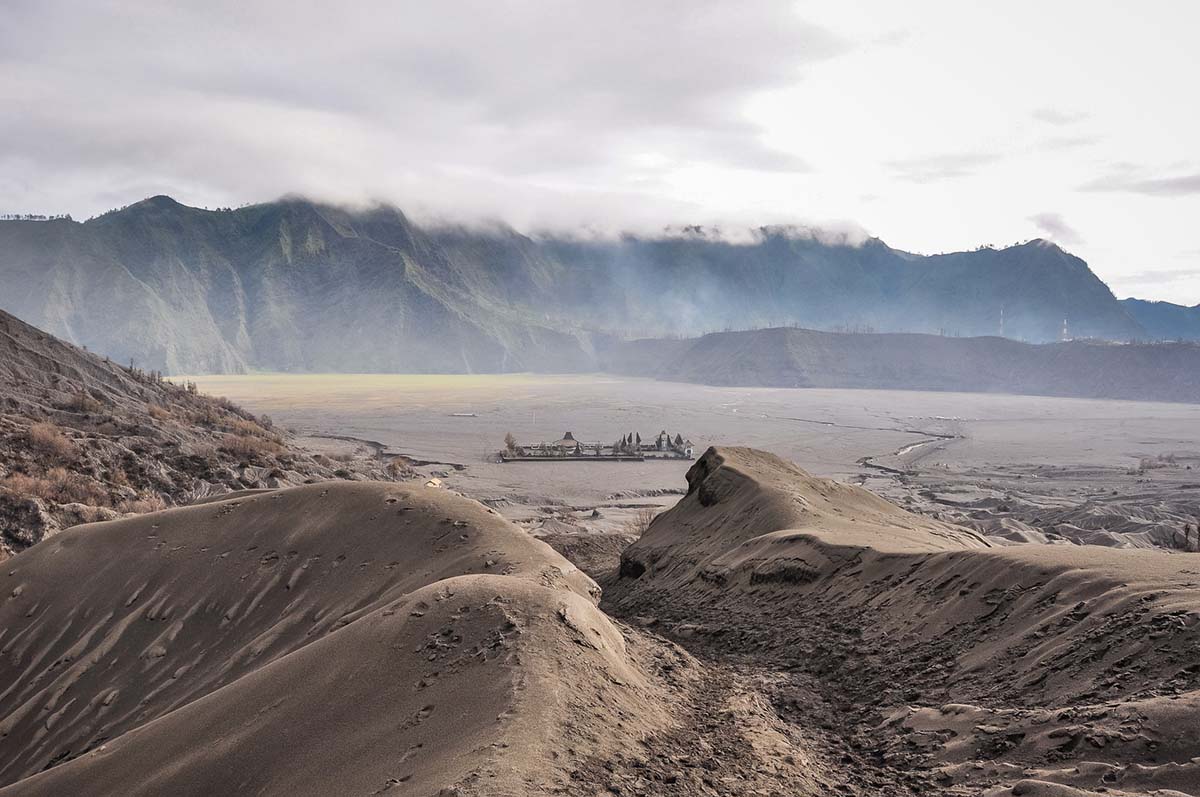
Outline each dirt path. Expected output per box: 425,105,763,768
568,626,917,796
590,590,939,796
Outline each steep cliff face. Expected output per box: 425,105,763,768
0,197,598,374
0,196,1147,374
432,232,1144,343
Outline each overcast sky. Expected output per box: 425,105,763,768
3,1,1199,303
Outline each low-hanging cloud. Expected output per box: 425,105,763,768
0,1,849,229
1120,267,1200,286
884,152,1004,183
1080,170,1200,197
1039,135,1101,151
1028,212,1083,246
1031,107,1089,125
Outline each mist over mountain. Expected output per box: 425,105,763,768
0,195,1150,374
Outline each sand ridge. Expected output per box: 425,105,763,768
618,446,989,586
3,575,666,796
609,447,1200,795
0,481,683,796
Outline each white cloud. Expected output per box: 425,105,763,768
1081,170,1200,196
1032,108,1090,125
0,0,846,229
1028,212,1083,245
2,0,1200,302
885,152,1005,183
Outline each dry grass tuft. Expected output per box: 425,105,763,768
110,466,131,487
27,423,78,460
623,507,658,537
219,433,284,459
58,391,104,413
184,442,218,459
385,458,411,478
117,494,168,514
223,417,274,438
1,468,108,506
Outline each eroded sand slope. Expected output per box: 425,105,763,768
610,447,1200,796
0,482,670,796
0,308,407,557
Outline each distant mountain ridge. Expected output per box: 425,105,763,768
0,197,594,374
0,195,1154,373
1121,298,1200,341
602,326,1200,403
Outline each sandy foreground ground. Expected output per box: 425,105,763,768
7,445,1200,795
8,374,1200,796
184,374,1200,548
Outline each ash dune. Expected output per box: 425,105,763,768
619,446,990,574
4,445,1200,794
610,447,1200,795
0,481,676,796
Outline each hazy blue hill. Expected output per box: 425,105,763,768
1121,298,1200,341
901,241,1142,341
0,196,1154,373
602,326,1200,403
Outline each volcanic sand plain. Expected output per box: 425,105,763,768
22,374,1200,796
182,373,1200,547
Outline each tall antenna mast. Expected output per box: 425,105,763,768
999,305,1005,338
1061,317,1069,341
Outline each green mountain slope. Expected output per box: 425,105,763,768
0,196,1148,373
